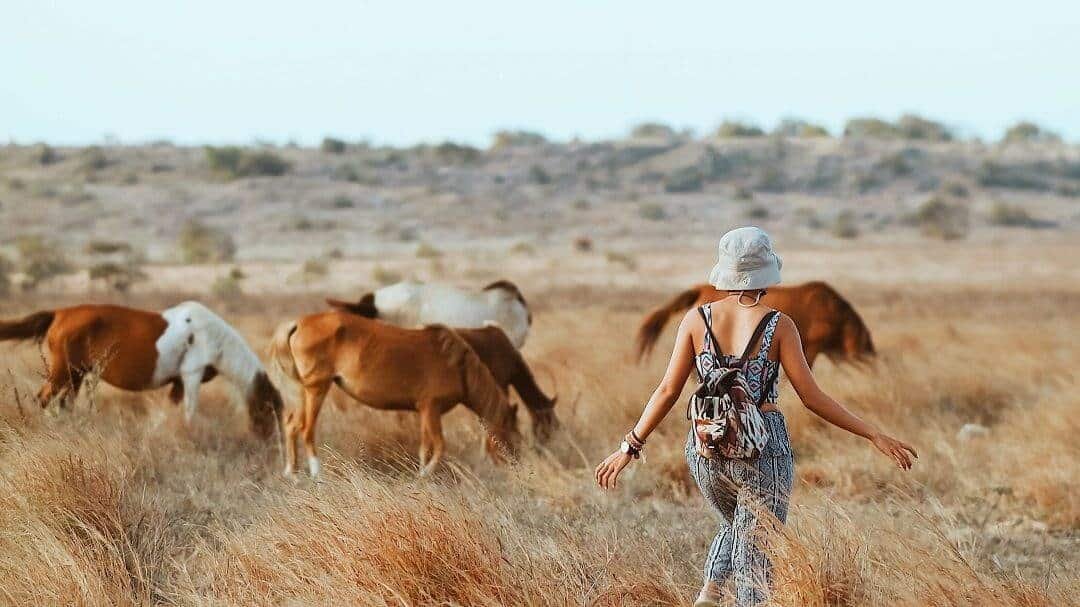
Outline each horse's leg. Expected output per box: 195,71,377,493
283,407,299,477
417,401,444,477
58,370,84,410
300,382,330,478
180,370,204,423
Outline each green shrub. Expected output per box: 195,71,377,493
85,240,132,255
527,164,552,185
772,118,830,138
987,202,1039,227
605,250,638,270
177,220,236,263
433,142,481,164
210,272,243,299
843,117,900,139
80,146,109,171
746,205,770,220
415,243,442,258
663,166,704,193
331,195,354,209
88,261,147,292
873,151,914,178
491,130,547,148
910,196,969,240
205,146,290,178
638,202,668,221
941,181,970,198
16,236,74,289
975,161,1049,191
321,137,347,154
34,144,58,165
1002,121,1061,144
733,185,754,201
831,211,859,239
716,121,765,138
754,166,786,192
630,122,676,139
896,114,953,141
372,265,402,285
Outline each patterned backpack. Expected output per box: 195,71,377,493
688,308,780,459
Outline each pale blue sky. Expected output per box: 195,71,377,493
3,1,1078,146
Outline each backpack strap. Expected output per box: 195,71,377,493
756,312,781,362
697,304,723,355
739,311,780,364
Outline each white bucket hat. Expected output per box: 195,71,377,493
707,226,783,290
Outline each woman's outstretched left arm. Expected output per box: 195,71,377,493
595,311,696,489
776,314,918,470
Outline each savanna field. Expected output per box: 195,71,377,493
1,137,1079,605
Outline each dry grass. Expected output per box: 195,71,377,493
0,276,1077,606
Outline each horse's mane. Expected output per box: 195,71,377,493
428,325,515,432
483,279,531,325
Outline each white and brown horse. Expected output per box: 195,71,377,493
269,310,521,478
0,302,284,439
635,281,875,368
325,279,532,348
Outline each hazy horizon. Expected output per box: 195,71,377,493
4,1,1079,147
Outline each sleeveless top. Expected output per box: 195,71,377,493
694,303,782,404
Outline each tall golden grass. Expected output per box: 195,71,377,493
0,284,1076,606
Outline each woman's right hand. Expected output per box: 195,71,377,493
870,433,918,470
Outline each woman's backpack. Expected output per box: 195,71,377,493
688,309,779,459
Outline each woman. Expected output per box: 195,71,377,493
594,227,917,606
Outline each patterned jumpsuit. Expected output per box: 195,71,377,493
686,304,794,606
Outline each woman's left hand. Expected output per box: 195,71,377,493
595,451,634,489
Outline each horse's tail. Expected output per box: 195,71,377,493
0,310,55,343
268,320,301,385
429,325,518,456
325,293,378,318
247,370,286,453
635,286,704,361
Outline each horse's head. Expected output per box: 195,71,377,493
840,312,876,363
247,371,285,443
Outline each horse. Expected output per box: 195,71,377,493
635,281,875,368
0,301,284,439
268,310,521,478
325,279,532,348
324,299,559,443
432,324,559,443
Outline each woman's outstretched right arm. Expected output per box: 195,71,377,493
776,314,918,469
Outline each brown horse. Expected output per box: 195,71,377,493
325,299,560,444
269,311,520,477
636,281,875,367
0,302,284,439
448,325,559,443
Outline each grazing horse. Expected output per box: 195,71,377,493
325,299,560,444
635,281,875,368
325,279,532,348
269,311,521,478
0,302,284,438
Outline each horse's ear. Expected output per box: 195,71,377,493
326,298,351,311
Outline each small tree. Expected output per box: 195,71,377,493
178,220,236,263
1002,121,1062,144
321,137,347,154
491,130,547,149
773,118,830,138
843,117,900,139
896,114,953,141
911,196,969,240
630,122,676,139
716,121,765,138
16,236,74,290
